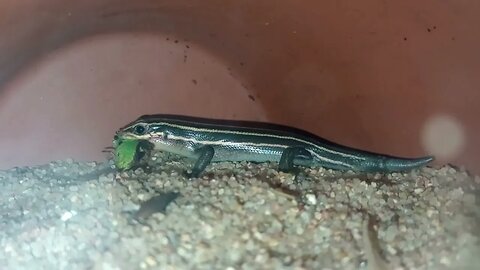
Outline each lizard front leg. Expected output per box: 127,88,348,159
185,145,215,178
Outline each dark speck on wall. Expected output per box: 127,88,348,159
240,62,245,66
248,94,255,101
174,40,179,43
192,79,197,85
403,37,407,41
185,45,190,49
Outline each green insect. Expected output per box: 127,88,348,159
113,138,153,171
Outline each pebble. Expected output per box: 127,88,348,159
60,211,74,221
414,188,424,194
145,256,157,267
305,193,317,205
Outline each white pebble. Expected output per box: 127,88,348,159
60,211,75,221
475,175,480,184
440,256,451,265
145,256,157,266
305,194,317,205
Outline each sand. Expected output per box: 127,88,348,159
1,152,479,270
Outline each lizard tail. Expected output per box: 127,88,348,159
377,155,435,172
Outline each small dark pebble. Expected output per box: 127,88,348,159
134,192,181,221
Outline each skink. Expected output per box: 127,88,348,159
114,114,434,177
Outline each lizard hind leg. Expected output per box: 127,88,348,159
278,146,313,174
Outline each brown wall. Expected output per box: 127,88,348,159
1,0,479,174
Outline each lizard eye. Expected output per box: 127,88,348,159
133,124,147,135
